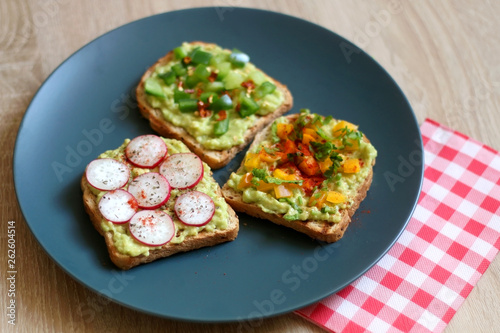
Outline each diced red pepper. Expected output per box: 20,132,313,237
241,80,256,93
283,140,297,155
208,71,218,82
216,110,227,121
298,156,320,176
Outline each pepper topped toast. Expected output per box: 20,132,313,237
222,109,377,243
136,41,293,169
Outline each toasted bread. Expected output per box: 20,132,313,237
221,112,376,243
136,41,293,169
81,138,239,270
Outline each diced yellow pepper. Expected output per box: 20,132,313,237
259,148,280,163
318,158,333,174
276,123,294,140
273,168,293,180
274,184,292,198
302,128,318,138
343,139,360,151
308,191,327,208
326,191,345,204
332,120,358,135
244,153,261,170
343,158,361,173
238,173,253,189
302,133,315,145
274,170,300,190
256,180,274,192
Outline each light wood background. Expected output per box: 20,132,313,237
2,1,499,332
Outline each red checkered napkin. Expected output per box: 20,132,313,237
296,119,500,332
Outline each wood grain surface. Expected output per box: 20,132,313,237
2,1,499,332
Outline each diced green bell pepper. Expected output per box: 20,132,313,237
194,64,211,80
210,94,232,111
158,71,176,85
173,89,191,103
173,46,188,60
178,98,198,112
184,75,200,88
144,78,165,98
254,81,276,98
191,49,213,65
215,62,231,79
229,49,250,68
199,92,219,104
172,63,187,77
223,71,244,90
239,95,260,117
213,117,229,136
204,81,225,92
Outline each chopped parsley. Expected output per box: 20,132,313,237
266,177,303,185
284,212,300,220
335,126,363,149
271,122,280,143
279,198,303,213
311,141,336,161
324,153,343,178
263,146,278,154
252,168,267,179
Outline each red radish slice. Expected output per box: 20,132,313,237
159,153,204,189
127,172,171,209
98,189,138,224
129,210,175,246
125,135,168,168
86,158,130,191
174,191,215,226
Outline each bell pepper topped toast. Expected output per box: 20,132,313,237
136,41,293,169
222,109,377,243
81,135,238,270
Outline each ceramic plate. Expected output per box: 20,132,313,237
14,7,423,322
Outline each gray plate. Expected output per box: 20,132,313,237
14,7,423,322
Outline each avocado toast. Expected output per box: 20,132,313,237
136,41,293,169
222,109,377,242
81,135,238,270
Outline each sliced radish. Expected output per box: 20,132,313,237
129,210,175,246
125,135,168,168
98,189,138,224
174,191,215,226
86,158,130,191
127,172,171,209
159,153,204,189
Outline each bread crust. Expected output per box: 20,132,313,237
221,115,375,243
136,41,293,169
82,175,239,270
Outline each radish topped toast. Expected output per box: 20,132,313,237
81,134,238,270
222,109,377,243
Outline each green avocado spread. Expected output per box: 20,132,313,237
93,138,229,257
144,42,285,150
226,109,377,223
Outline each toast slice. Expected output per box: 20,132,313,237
222,110,377,243
136,41,293,169
81,137,239,270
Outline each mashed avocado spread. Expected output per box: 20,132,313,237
144,42,285,150
226,109,377,223
93,138,229,257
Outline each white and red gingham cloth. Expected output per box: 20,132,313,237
296,119,500,332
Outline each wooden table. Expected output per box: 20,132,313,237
2,1,499,332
